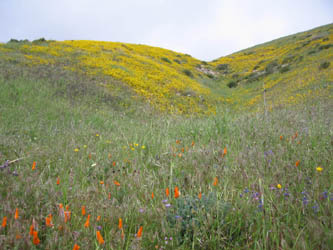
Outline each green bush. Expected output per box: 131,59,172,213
265,61,279,75
161,57,172,64
166,193,230,242
319,61,330,70
253,65,260,70
280,65,291,73
308,50,317,55
9,39,19,43
173,59,181,64
216,64,229,71
206,73,214,79
318,44,333,50
227,80,237,88
183,69,193,77
32,38,47,44
282,54,296,64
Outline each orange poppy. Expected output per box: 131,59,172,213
14,208,19,220
96,215,101,221
280,135,283,140
73,244,80,250
32,161,36,170
81,206,86,216
45,214,53,227
165,188,169,197
32,231,40,245
96,230,105,244
222,147,227,157
56,177,60,185
84,215,90,228
64,211,71,223
151,192,154,199
198,192,202,200
174,186,180,198
114,180,120,186
213,177,218,186
1,216,7,228
118,218,123,229
295,160,300,167
29,225,34,236
137,226,143,238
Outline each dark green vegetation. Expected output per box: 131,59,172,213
0,24,332,249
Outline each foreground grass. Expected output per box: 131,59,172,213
0,63,332,249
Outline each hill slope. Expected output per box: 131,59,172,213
0,24,332,114
211,23,333,111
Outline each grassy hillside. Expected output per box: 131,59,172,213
0,39,218,115
1,24,332,115
211,23,333,111
0,24,332,249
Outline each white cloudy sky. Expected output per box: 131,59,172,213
0,0,332,60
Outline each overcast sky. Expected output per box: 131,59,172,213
0,0,332,61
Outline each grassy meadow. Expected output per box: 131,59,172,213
0,24,333,249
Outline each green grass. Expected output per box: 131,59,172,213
1,24,333,249
0,59,332,249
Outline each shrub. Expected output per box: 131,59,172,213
265,61,279,75
183,69,193,77
161,57,172,64
216,64,229,71
206,73,214,79
282,54,296,64
301,41,310,47
247,72,262,82
319,61,330,70
253,65,260,70
227,80,237,88
166,192,230,242
9,39,19,43
173,59,181,64
308,50,317,55
32,38,47,44
318,44,333,50
279,65,291,73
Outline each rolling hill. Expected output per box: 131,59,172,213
1,23,332,114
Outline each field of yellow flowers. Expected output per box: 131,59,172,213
0,24,332,249
1,24,332,115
